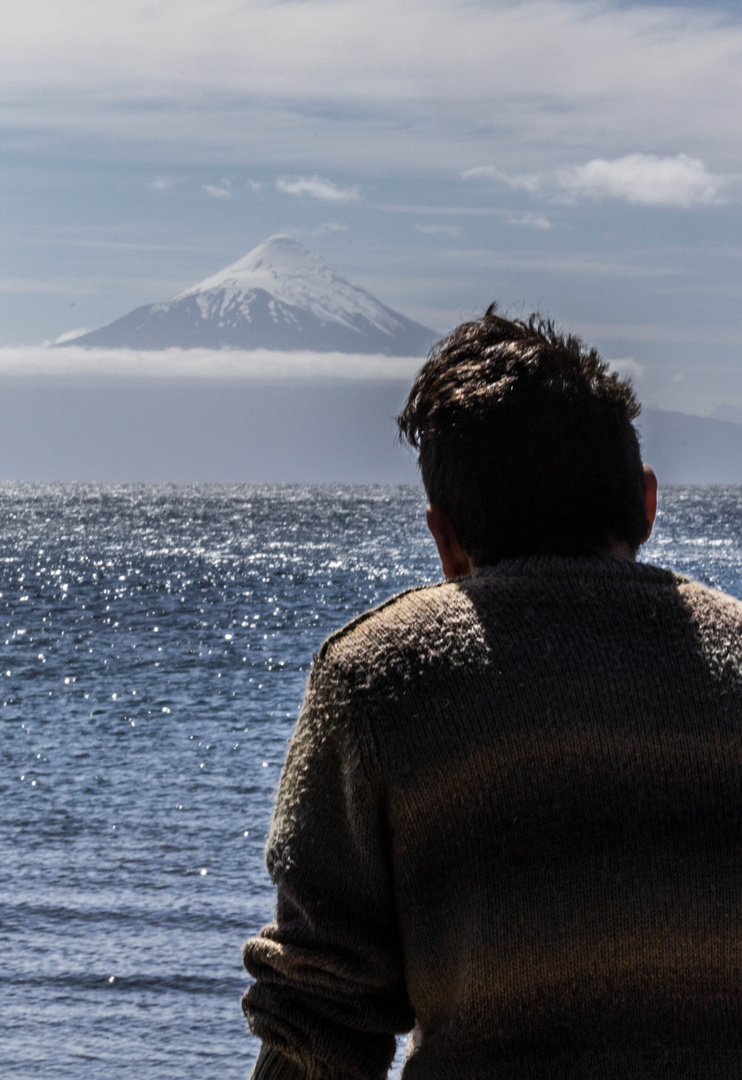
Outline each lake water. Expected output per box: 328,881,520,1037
3,483,742,1079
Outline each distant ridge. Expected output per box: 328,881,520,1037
59,236,437,356
710,404,742,426
640,408,742,484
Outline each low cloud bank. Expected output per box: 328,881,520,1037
0,346,423,381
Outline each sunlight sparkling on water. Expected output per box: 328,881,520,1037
2,483,741,1079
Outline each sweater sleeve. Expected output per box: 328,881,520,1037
242,650,415,1080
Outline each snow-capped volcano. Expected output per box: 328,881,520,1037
60,236,436,355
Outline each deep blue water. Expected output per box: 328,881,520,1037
3,483,742,1079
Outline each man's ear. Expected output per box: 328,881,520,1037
426,504,475,580
642,464,658,542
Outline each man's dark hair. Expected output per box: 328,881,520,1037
397,304,648,565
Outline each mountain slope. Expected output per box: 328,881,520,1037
639,408,742,484
60,237,437,356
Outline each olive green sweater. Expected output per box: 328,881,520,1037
243,557,742,1079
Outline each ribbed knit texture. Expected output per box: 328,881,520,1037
251,1046,310,1080
243,556,742,1079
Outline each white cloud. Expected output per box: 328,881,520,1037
608,357,644,380
202,179,232,198
149,176,174,190
0,345,420,381
52,328,93,344
311,222,349,235
276,176,360,202
2,1,739,178
557,153,722,208
282,222,350,238
460,167,500,182
461,167,541,193
506,212,551,230
462,154,724,210
414,224,461,237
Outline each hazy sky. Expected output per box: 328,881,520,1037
1,0,742,417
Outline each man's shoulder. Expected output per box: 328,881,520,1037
311,576,499,693
674,575,742,609
313,560,742,691
592,563,742,678
672,574,742,656
318,579,463,665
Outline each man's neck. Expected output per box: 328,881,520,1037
600,541,637,560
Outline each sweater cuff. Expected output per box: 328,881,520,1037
250,1045,310,1080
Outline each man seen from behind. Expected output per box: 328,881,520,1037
242,305,742,1079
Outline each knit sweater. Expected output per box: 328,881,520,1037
243,556,742,1080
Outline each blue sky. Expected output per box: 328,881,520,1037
1,0,741,417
